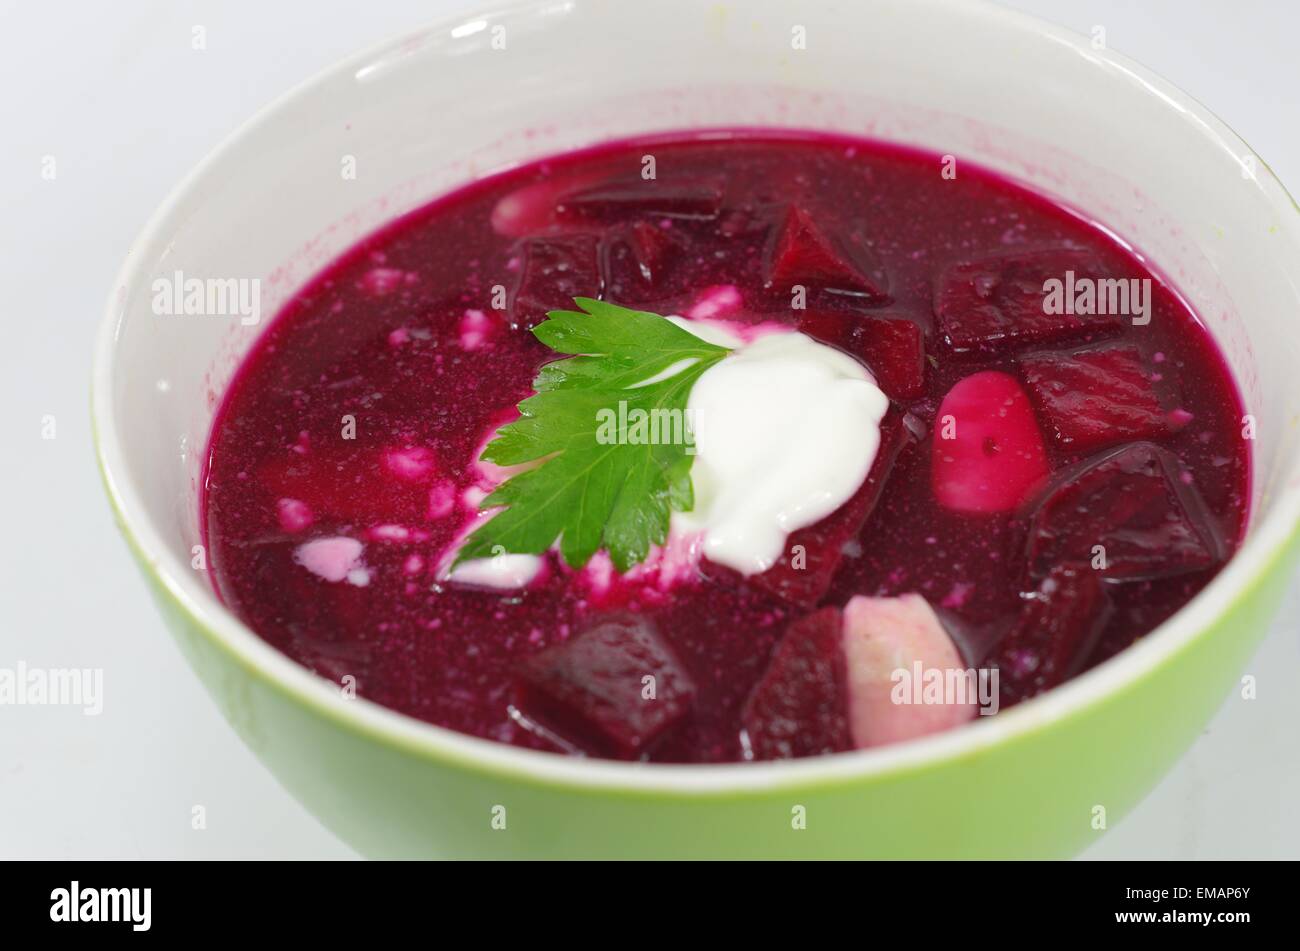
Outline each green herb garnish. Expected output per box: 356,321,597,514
454,298,732,572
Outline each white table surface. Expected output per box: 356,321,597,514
1,0,1296,859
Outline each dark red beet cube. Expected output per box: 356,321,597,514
934,248,1125,356
764,206,888,299
796,311,926,400
600,220,682,295
991,566,1113,706
1022,441,1226,582
509,234,603,331
742,607,852,760
1019,343,1169,451
513,614,695,759
754,409,908,607
851,315,926,399
556,181,723,222
703,410,908,608
794,309,854,348
625,220,678,277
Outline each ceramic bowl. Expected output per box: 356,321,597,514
93,0,1300,857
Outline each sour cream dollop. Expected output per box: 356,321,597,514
445,316,888,588
675,320,889,575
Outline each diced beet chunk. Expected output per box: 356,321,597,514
991,566,1113,705
1022,441,1226,582
509,234,603,331
1019,343,1169,451
853,316,926,399
934,248,1125,355
513,614,695,759
703,410,907,608
931,371,1050,513
843,594,976,748
764,206,888,299
742,607,852,759
624,220,678,278
600,220,682,295
796,311,926,400
490,170,602,236
793,309,853,348
555,181,724,222
756,409,907,606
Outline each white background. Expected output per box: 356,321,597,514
0,0,1297,859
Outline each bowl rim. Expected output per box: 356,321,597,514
92,0,1300,796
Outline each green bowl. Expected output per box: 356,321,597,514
93,0,1300,857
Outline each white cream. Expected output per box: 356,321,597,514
446,551,543,589
666,315,743,348
677,325,889,575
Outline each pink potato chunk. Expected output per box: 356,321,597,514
841,594,977,749
931,370,1050,514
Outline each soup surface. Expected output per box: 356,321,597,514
203,131,1249,762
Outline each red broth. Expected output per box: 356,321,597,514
202,132,1249,762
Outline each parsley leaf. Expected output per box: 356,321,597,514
454,298,732,572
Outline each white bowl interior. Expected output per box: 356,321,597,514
97,0,1300,762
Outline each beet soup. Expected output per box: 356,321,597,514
202,132,1249,763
